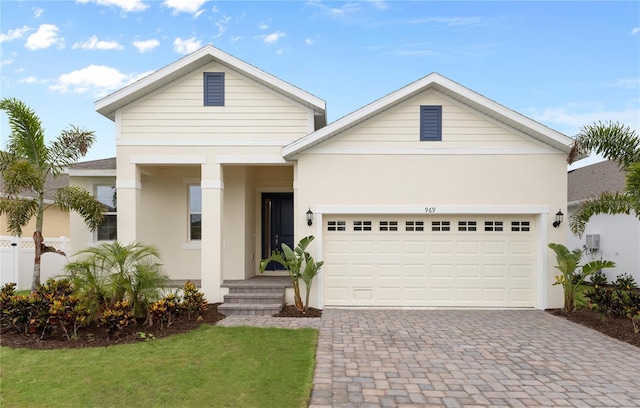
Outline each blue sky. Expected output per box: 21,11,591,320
1,0,639,164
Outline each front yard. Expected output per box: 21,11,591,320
0,325,318,407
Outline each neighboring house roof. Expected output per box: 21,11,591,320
0,173,68,202
282,72,573,159
95,45,326,123
68,157,116,177
568,160,626,203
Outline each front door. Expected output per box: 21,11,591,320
261,193,294,270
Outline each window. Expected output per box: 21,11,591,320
420,105,442,141
328,221,346,231
511,221,530,232
96,185,117,241
458,221,477,232
204,72,225,106
406,221,424,231
354,221,372,231
484,221,504,232
432,221,450,231
379,221,398,231
189,185,202,240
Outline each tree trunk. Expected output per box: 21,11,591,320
31,230,43,293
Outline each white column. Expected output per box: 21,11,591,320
115,162,141,244
200,163,224,303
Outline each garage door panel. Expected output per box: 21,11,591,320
323,215,535,307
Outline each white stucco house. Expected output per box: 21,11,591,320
567,160,640,284
70,45,574,310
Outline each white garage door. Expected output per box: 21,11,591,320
323,215,536,307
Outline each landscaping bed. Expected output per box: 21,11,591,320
547,308,640,348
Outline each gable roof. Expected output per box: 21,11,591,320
68,157,116,177
568,160,626,203
95,45,326,122
282,72,573,159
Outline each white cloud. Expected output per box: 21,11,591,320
306,1,361,17
408,16,483,26
173,37,201,54
49,64,151,96
72,35,124,50
305,38,315,45
25,24,63,50
163,0,207,15
132,38,160,53
261,31,285,45
366,0,387,10
0,26,30,43
630,27,640,35
212,15,231,38
231,36,242,42
75,0,148,12
258,22,269,30
33,8,44,18
527,106,640,137
1,59,15,67
17,76,47,84
609,78,640,90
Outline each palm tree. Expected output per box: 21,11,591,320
567,121,640,236
65,241,169,319
0,97,104,292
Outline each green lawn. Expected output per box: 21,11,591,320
1,325,318,408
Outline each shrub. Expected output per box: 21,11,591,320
181,281,207,320
45,295,90,340
100,300,135,335
614,273,638,291
589,270,608,287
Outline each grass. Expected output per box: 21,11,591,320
0,325,318,408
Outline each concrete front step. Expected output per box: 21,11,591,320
227,285,286,294
223,292,285,304
218,303,283,316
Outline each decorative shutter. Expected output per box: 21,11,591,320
204,72,225,106
420,105,442,141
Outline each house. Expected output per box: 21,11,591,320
72,45,573,309
567,160,640,283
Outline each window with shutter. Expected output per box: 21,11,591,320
420,105,442,141
204,72,225,106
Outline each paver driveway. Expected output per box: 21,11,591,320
219,309,640,408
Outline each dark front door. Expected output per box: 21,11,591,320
261,193,294,270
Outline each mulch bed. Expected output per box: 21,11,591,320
0,303,323,350
547,308,640,348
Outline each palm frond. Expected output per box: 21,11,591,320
0,158,45,195
48,126,96,176
0,97,48,172
568,121,640,167
54,185,105,231
569,191,638,237
0,197,39,236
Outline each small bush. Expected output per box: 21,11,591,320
181,281,207,320
590,270,608,287
614,273,638,291
100,301,135,335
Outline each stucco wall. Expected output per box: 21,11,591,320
567,210,640,284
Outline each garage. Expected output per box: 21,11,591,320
322,215,536,307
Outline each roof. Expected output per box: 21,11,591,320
0,173,68,202
70,157,116,170
282,72,573,159
95,45,326,122
568,160,626,203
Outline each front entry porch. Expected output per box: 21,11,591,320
218,276,293,316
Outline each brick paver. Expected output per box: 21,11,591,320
219,310,640,407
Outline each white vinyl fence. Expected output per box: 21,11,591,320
0,235,71,290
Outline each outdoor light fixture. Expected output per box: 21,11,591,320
553,209,564,228
306,208,314,226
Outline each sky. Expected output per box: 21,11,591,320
1,0,639,167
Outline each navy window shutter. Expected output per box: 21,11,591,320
420,105,442,141
204,72,225,106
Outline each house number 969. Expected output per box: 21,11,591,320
424,207,436,213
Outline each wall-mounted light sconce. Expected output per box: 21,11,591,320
306,208,314,226
552,209,564,228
